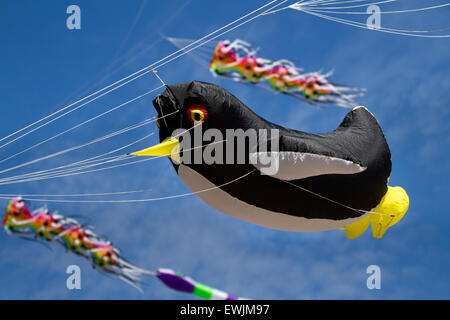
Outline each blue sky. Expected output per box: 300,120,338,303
0,0,449,299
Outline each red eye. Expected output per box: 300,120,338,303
187,104,208,123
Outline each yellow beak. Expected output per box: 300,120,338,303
130,137,180,163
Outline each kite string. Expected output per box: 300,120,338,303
301,0,397,10
262,0,371,13
290,1,450,37
0,125,215,187
0,159,251,203
0,104,177,181
0,84,165,166
0,122,210,187
306,3,450,14
0,107,173,177
0,69,156,152
0,189,154,198
0,131,157,184
150,68,167,86
301,8,450,37
280,179,395,217
11,125,210,185
0,129,156,184
0,155,141,186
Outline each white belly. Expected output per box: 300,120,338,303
178,165,368,232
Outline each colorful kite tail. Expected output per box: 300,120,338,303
209,39,365,108
106,262,155,292
3,198,244,298
156,268,243,300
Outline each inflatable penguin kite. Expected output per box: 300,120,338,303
132,81,409,239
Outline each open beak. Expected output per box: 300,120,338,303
130,137,180,163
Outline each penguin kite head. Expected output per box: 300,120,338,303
130,81,268,160
153,80,244,133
